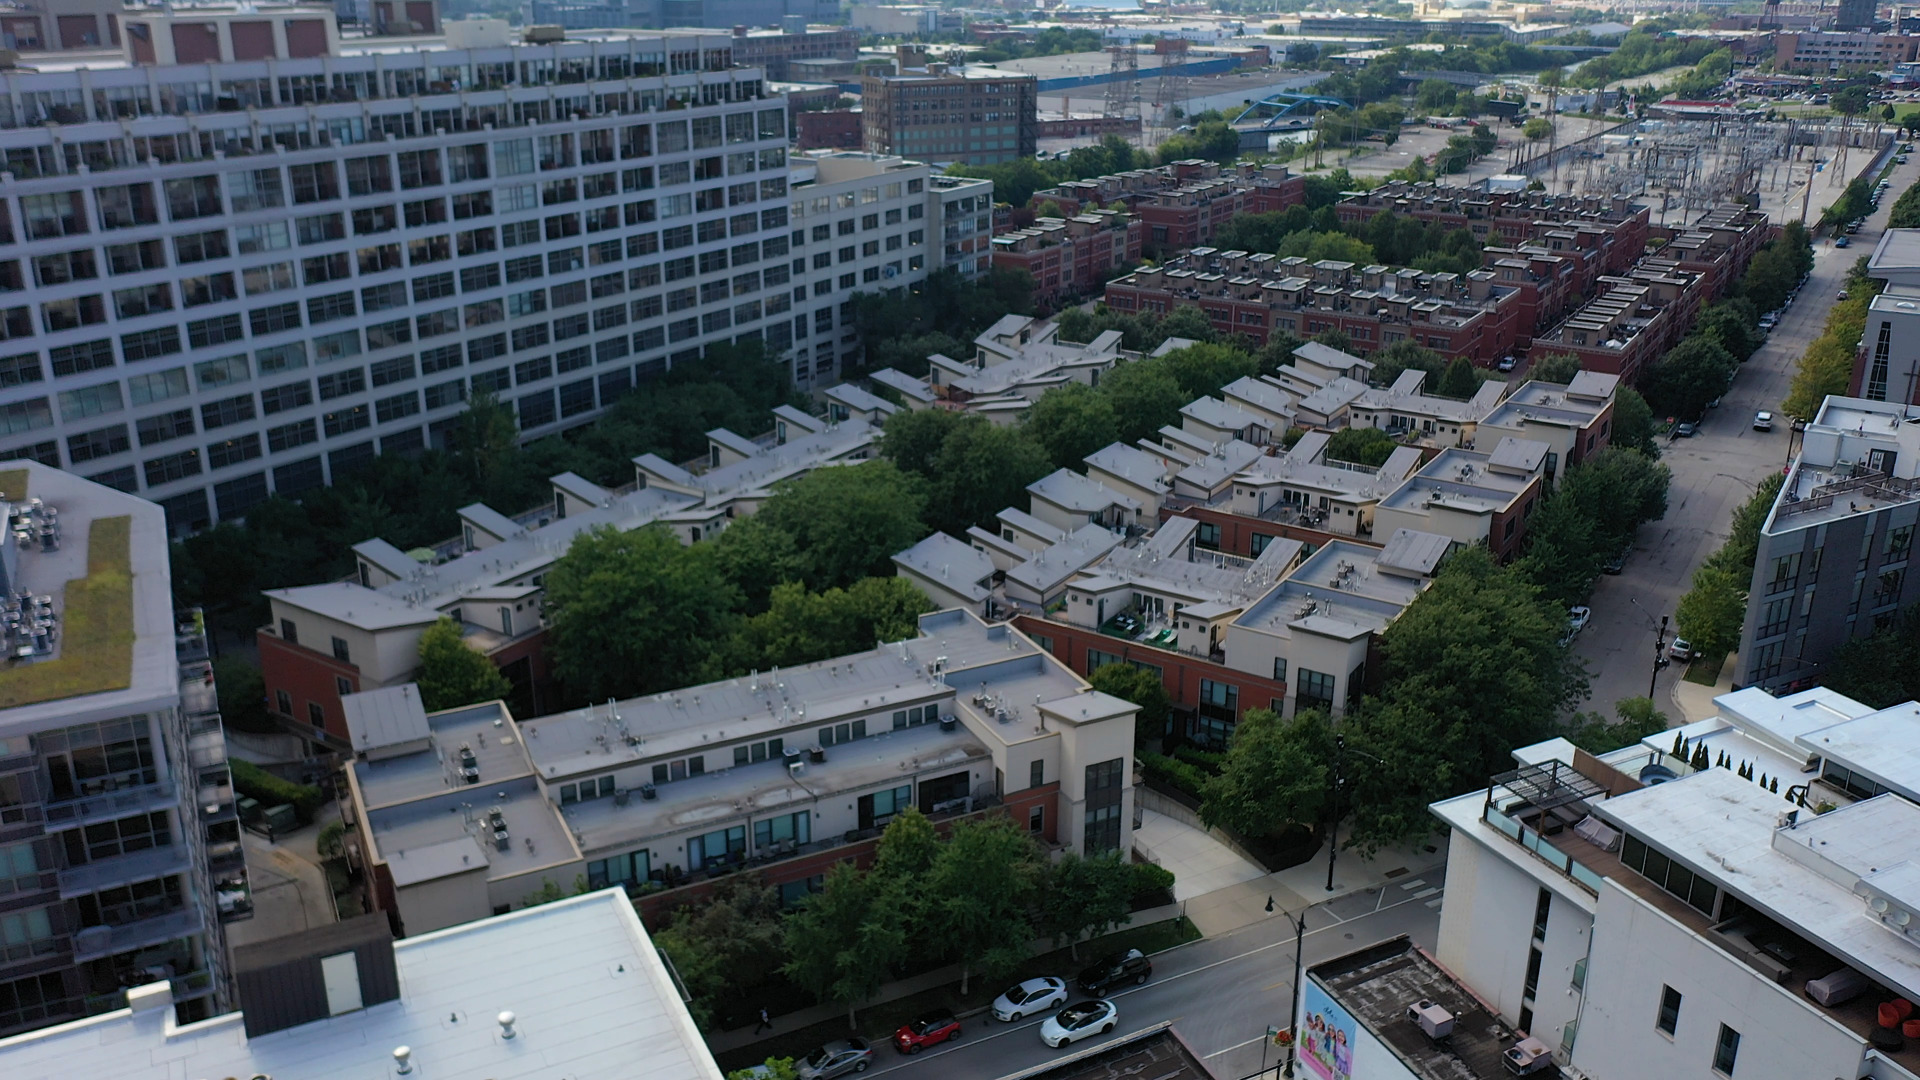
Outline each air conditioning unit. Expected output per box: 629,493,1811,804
1408,1000,1453,1041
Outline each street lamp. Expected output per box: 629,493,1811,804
1324,735,1385,893
1281,907,1307,1078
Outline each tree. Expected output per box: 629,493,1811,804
1038,853,1140,959
783,861,909,1029
1675,562,1748,658
727,578,932,672
708,514,807,614
1514,491,1604,610
1569,696,1670,753
1825,606,1920,707
1438,356,1483,399
929,420,1054,536
1642,336,1734,421
1101,360,1190,444
1201,708,1334,839
1611,386,1660,457
1156,304,1219,344
924,816,1040,994
754,460,929,589
1025,384,1120,471
1367,341,1448,388
1558,448,1671,555
1157,343,1260,401
1276,230,1376,265
213,656,275,735
544,526,741,700
449,391,524,498
1530,352,1583,385
1325,426,1399,467
654,874,788,1030
1089,662,1172,745
729,1061,800,1080
880,407,967,479
415,617,512,712
872,805,940,879
1522,116,1554,143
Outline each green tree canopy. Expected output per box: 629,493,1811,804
753,460,929,589
1158,343,1261,401
924,816,1041,993
414,617,513,712
1675,561,1749,658
1325,426,1399,467
1642,335,1735,421
1025,383,1121,471
783,861,909,1029
1611,386,1660,457
1529,352,1583,385
1088,662,1173,745
727,578,931,672
1038,853,1141,959
653,874,787,1031
1569,696,1671,754
1200,708,1333,839
928,420,1054,536
1101,359,1191,444
1438,356,1484,399
544,526,740,700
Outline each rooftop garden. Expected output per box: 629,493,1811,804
0,515,134,709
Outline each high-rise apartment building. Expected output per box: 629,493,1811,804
0,14,984,535
0,460,243,1038
861,62,1038,165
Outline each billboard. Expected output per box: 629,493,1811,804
1300,980,1356,1080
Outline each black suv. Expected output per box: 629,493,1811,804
1077,948,1152,995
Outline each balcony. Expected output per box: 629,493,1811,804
1481,760,1618,895
41,780,176,831
58,843,191,899
70,908,202,962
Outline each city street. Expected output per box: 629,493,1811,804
870,871,1445,1080
1572,144,1916,716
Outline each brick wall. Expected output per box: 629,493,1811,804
257,629,360,742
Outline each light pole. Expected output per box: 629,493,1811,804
1323,735,1385,893
1281,908,1307,1078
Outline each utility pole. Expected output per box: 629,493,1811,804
1651,614,1669,699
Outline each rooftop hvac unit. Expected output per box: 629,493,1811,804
1407,1000,1454,1041
1503,1036,1554,1075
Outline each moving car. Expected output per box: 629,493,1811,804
1668,638,1698,662
894,1010,961,1054
1041,1000,1118,1049
992,977,1069,1022
798,1038,873,1079
1077,949,1153,995
1754,410,1774,431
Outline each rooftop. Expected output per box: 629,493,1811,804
0,462,179,730
0,889,723,1080
1479,376,1617,432
1769,394,1920,531
1378,444,1543,516
993,1022,1216,1080
892,533,996,603
1309,935,1515,1080
1232,537,1437,642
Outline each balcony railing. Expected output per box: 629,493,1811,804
41,780,176,831
1483,805,1604,894
58,844,191,899
70,908,202,962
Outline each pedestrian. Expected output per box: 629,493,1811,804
754,1007,772,1035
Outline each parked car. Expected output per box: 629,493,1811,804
1839,290,1851,300
993,977,1069,1022
894,1010,961,1054
1602,547,1628,575
1077,949,1153,995
1836,236,1851,248
1567,606,1592,635
1668,638,1698,662
1497,355,1518,372
1754,410,1774,431
1041,1001,1118,1049
798,1038,873,1079
1674,422,1697,438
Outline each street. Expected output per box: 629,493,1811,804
1573,143,1916,716
870,870,1444,1080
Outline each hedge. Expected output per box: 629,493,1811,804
231,758,322,825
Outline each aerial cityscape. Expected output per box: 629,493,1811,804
3,0,1920,1078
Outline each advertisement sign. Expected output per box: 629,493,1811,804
1300,981,1356,1080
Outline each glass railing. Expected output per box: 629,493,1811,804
1571,957,1587,992
1484,806,1598,896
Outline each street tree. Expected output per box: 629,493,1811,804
544,525,740,700
653,874,788,1031
925,817,1040,994
754,460,929,589
1514,491,1604,611
1611,387,1660,457
1038,854,1140,959
1200,708,1334,840
1025,384,1120,470
783,861,909,1029
1558,448,1672,555
414,618,512,712
1642,335,1735,421
1675,562,1748,658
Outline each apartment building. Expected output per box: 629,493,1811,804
727,23,857,81
0,461,243,1038
1530,262,1705,384
1105,250,1526,359
1476,371,1618,478
991,210,1144,308
0,891,728,1080
1658,203,1772,303
1855,230,1920,406
1774,30,1918,72
1371,438,1548,563
343,609,1139,933
1348,369,1508,449
874,314,1134,422
1736,393,1920,693
0,18,986,536
860,62,1038,165
1429,684,1920,1080
1335,182,1652,279
259,403,879,744
1025,161,1305,256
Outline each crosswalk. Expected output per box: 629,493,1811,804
1397,877,1446,909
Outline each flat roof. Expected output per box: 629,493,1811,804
1794,700,1920,803
342,684,432,756
992,1022,1215,1080
1234,539,1431,640
1029,469,1142,513
0,889,724,1080
0,461,180,731
1310,936,1514,1080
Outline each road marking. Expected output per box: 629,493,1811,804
1398,879,1426,891
1426,898,1444,909
1262,979,1290,991
1412,887,1439,899
1206,1032,1276,1058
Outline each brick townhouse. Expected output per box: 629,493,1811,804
1026,160,1305,255
991,209,1144,307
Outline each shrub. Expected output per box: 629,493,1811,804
231,758,322,824
1139,752,1210,797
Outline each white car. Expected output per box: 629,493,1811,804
992,977,1068,1022
1567,606,1592,635
1754,410,1774,432
1040,1000,1118,1048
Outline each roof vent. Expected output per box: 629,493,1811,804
393,1046,414,1074
498,1010,518,1039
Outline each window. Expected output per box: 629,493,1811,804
260,381,313,415
50,340,115,377
1532,887,1551,940
142,449,200,486
207,434,261,470
1523,946,1542,997
1084,758,1124,854
1713,1024,1740,1075
1030,759,1044,789
135,410,194,447
1656,985,1681,1036
1296,669,1336,714
331,636,350,662
67,424,130,464
309,702,326,728
267,419,317,452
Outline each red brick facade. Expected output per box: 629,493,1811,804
257,629,359,744
992,212,1145,308
1012,615,1291,736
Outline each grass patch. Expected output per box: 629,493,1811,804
0,516,133,709
1684,651,1726,686
713,916,1201,1072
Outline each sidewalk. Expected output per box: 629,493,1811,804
1183,822,1443,937
1132,808,1268,901
1670,650,1738,726
223,802,341,949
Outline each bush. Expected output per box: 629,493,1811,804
1139,752,1210,798
231,758,322,825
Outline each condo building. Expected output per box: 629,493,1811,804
0,11,988,535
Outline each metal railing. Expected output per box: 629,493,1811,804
1482,806,1604,895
